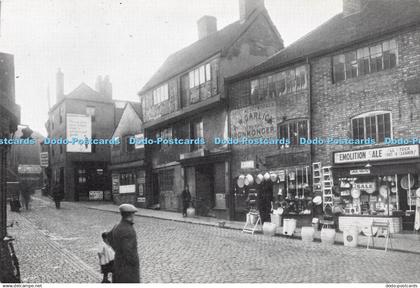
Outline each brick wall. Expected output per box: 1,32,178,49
311,28,420,165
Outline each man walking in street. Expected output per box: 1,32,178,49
181,185,191,217
105,204,140,283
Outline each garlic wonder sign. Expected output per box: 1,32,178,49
230,102,276,139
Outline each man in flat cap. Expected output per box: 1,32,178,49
105,203,140,283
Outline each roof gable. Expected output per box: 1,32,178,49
112,102,143,139
139,7,277,94
66,82,112,103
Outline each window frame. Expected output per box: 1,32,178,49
351,111,392,143
277,119,310,149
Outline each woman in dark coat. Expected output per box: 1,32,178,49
106,204,140,283
52,186,64,209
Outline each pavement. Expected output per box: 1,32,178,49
84,201,420,254
6,193,420,283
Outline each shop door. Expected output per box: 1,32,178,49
74,167,88,201
195,164,214,216
151,173,160,206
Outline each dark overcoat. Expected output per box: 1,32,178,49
106,219,140,283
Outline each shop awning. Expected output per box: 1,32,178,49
109,160,145,171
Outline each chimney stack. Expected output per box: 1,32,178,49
103,75,112,99
56,68,64,103
343,0,369,17
197,15,217,40
239,0,265,22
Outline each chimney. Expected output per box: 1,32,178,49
56,68,64,103
102,75,112,99
239,0,265,22
343,0,369,17
95,75,103,93
197,15,217,40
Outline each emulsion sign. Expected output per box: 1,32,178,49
66,114,92,153
230,102,276,139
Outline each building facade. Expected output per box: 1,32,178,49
226,0,420,231
46,71,116,201
0,52,20,281
139,0,283,219
110,102,147,207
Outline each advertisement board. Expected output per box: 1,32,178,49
66,114,92,153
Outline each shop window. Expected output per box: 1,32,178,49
158,169,174,191
158,127,172,150
351,112,391,143
120,171,136,185
333,38,398,83
86,106,95,122
337,174,415,217
112,137,121,151
278,119,309,148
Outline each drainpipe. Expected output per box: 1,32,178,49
307,57,314,178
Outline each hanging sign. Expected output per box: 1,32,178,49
241,160,255,169
40,152,49,167
354,182,376,194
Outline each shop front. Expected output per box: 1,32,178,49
110,160,147,207
233,152,314,227
332,145,420,233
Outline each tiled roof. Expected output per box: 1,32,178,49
128,101,143,120
227,0,420,81
139,8,271,94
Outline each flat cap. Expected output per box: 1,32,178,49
119,203,138,213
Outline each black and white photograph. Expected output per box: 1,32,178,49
1,0,420,286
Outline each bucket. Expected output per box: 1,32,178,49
270,213,282,227
301,226,315,242
186,207,195,217
320,228,336,245
263,222,277,236
283,219,297,236
247,213,258,225
343,226,359,247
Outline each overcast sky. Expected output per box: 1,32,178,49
0,0,342,135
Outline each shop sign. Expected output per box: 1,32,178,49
40,152,49,167
350,169,370,175
89,190,103,200
240,160,255,169
137,197,146,203
112,175,119,194
354,182,376,193
334,145,419,164
18,164,42,174
230,102,276,139
119,184,135,194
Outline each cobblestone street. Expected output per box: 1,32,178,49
7,195,420,283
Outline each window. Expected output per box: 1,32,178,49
112,137,120,151
86,106,95,122
249,66,307,100
77,169,87,184
277,119,309,148
92,134,96,153
191,119,204,151
158,169,174,191
60,145,63,154
352,112,391,143
333,38,398,83
189,63,212,89
152,83,169,105
157,127,172,150
120,172,136,185
125,135,135,152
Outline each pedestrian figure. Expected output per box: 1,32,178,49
52,185,64,209
19,182,32,211
104,204,140,283
181,185,191,217
98,232,115,283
